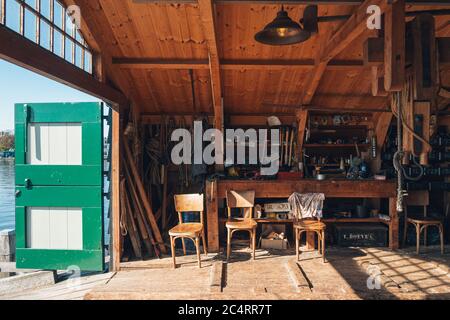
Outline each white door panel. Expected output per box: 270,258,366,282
27,123,82,165
27,207,83,250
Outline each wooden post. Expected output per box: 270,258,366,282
19,1,24,36
206,179,219,252
389,197,399,250
36,0,41,45
295,109,308,161
371,66,388,97
110,108,121,271
0,0,5,25
384,0,405,92
93,53,106,83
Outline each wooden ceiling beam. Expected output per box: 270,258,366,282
302,0,388,105
112,58,210,70
138,0,450,5
364,37,450,66
198,0,223,131
112,58,366,70
0,24,127,109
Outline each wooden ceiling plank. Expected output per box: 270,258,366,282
65,0,152,110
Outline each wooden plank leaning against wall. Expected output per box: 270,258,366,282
110,108,122,272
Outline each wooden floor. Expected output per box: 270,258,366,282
87,245,450,300
0,271,114,300
2,245,450,300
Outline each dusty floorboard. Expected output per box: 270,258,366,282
85,245,450,300
2,246,449,300
0,272,114,300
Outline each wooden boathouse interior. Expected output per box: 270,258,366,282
1,0,450,299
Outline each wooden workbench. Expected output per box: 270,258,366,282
205,179,399,252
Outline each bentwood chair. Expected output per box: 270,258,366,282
403,191,445,254
226,190,257,261
294,220,326,263
292,193,326,263
169,194,207,268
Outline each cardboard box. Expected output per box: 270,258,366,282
260,238,289,250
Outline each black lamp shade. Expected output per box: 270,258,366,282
254,8,311,45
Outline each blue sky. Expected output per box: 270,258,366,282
0,60,99,131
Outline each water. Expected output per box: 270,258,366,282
0,159,15,231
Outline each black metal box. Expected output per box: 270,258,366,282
335,223,388,247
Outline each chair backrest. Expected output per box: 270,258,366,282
226,190,255,219
405,191,429,217
288,192,325,221
174,193,204,225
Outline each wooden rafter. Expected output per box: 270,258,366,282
112,58,367,71
302,0,388,105
139,0,450,5
0,24,126,108
198,0,223,131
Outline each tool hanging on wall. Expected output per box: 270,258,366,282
284,127,289,166
288,126,295,167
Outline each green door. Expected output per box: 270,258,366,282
15,102,104,271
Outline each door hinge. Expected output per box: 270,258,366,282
23,104,30,154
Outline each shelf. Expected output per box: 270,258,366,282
304,144,370,148
323,217,390,225
219,217,390,225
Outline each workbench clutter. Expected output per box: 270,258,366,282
260,224,289,250
302,112,377,181
223,116,300,180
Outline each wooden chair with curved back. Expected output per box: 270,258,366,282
226,190,257,261
294,220,326,263
403,191,445,254
169,193,207,268
291,193,326,263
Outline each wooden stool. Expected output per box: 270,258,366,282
294,219,326,263
226,190,257,261
402,191,445,254
169,194,207,268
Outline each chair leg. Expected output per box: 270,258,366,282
202,230,208,256
317,232,321,254
227,228,232,261
181,238,186,255
252,229,256,260
170,236,176,269
403,220,409,247
321,230,326,263
295,229,299,261
416,224,421,254
195,237,201,268
439,224,444,255
424,226,428,247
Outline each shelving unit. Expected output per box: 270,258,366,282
304,144,370,148
302,112,374,180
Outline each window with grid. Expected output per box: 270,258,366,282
0,0,93,73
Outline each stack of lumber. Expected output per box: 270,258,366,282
120,141,167,260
